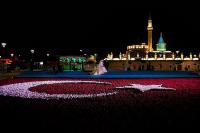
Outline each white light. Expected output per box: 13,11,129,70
11,53,14,57
80,49,83,52
164,51,172,53
1,43,6,48
184,58,191,60
157,58,164,60
113,58,119,60
0,56,1,58
47,53,50,57
166,58,173,60
40,62,43,65
148,58,155,60
175,58,181,60
193,58,199,60
30,49,34,54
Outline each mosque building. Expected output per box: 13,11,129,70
105,16,200,71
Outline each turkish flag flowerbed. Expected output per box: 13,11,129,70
0,78,199,100
0,78,200,132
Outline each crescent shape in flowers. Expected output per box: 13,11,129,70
0,80,118,99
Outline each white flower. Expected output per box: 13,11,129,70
0,80,117,99
116,84,176,92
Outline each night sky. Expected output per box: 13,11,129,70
0,1,199,59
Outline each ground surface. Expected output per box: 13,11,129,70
0,77,200,132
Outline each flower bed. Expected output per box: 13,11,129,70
0,78,200,100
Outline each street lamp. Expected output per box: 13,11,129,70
1,43,7,72
30,49,34,54
30,49,34,61
176,50,179,58
1,43,6,58
30,49,35,71
1,43,6,48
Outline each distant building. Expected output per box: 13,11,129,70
59,55,97,72
105,15,200,71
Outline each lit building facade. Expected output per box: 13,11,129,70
105,16,200,71
59,55,97,72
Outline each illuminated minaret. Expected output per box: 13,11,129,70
147,14,153,52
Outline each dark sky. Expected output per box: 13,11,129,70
0,1,199,58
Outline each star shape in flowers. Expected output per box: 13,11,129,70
115,84,176,92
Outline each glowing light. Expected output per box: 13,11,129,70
30,49,34,54
113,58,119,60
166,58,173,60
175,58,181,60
184,58,191,60
1,43,6,48
157,58,164,60
193,58,199,60
148,58,155,60
39,62,43,65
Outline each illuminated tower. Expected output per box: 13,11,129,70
156,32,166,51
147,15,153,52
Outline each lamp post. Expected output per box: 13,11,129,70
1,43,7,72
30,49,34,71
30,49,34,60
30,49,34,54
46,53,50,70
1,43,6,58
11,53,14,57
94,53,97,60
79,49,85,71
30,49,34,62
176,50,179,58
1,43,6,48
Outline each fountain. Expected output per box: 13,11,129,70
94,60,107,75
